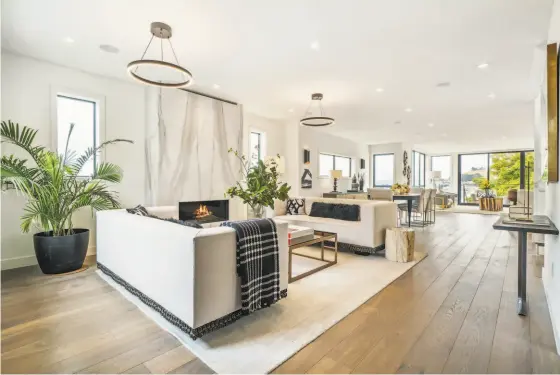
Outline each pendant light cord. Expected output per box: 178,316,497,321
135,34,155,73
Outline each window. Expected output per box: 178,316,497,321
412,151,425,187
431,155,452,192
250,132,262,167
458,150,534,205
57,95,98,176
318,153,352,177
372,154,394,187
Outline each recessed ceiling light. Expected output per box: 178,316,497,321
376,88,384,93
310,41,320,50
428,123,434,127
213,84,220,89
477,62,490,69
405,108,412,112
64,37,75,43
488,92,496,99
99,44,119,54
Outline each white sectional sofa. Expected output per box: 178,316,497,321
96,206,288,339
273,197,397,254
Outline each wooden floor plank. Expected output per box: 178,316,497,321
487,233,532,374
143,346,196,374
442,228,510,374
3,214,559,375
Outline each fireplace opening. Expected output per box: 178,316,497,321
179,200,229,224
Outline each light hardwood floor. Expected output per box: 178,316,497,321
2,213,559,374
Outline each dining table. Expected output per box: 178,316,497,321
392,193,420,227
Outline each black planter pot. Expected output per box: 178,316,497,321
33,229,90,274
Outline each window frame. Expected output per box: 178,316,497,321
412,150,426,187
457,149,534,205
250,131,262,167
318,152,352,178
51,88,104,177
372,153,395,187
430,154,452,192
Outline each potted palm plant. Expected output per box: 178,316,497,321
225,149,290,218
0,121,132,274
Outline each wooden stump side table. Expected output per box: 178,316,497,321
479,197,503,211
385,228,415,262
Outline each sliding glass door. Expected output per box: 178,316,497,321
458,150,534,205
459,154,488,204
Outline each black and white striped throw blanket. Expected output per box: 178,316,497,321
220,218,282,315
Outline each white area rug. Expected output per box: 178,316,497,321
97,247,426,374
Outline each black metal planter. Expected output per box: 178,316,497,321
33,229,89,274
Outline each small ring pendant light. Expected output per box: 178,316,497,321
127,22,193,88
300,93,335,127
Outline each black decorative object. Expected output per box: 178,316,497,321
286,198,306,215
403,151,411,186
360,158,366,169
34,229,89,274
179,200,229,224
301,168,312,189
303,149,310,164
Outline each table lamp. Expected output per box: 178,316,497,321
330,170,343,192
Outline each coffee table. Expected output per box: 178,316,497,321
288,229,338,283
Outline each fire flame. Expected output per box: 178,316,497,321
194,204,212,218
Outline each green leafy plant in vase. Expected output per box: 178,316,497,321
0,120,132,274
225,149,291,219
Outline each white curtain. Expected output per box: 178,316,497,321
145,87,242,206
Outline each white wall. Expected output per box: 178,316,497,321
541,0,560,352
299,126,369,197
1,52,146,269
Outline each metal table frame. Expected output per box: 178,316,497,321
289,230,338,283
393,194,420,227
492,215,558,315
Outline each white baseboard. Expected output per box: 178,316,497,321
1,255,37,270
543,273,560,355
1,246,96,271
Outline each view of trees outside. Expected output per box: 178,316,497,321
460,154,487,203
250,132,261,167
487,152,534,204
460,151,534,204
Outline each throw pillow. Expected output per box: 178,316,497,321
148,214,203,229
126,205,149,216
309,202,333,218
331,204,360,221
286,198,306,215
308,202,360,221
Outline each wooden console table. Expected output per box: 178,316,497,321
323,192,368,200
480,197,503,211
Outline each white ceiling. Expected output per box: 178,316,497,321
1,0,554,153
